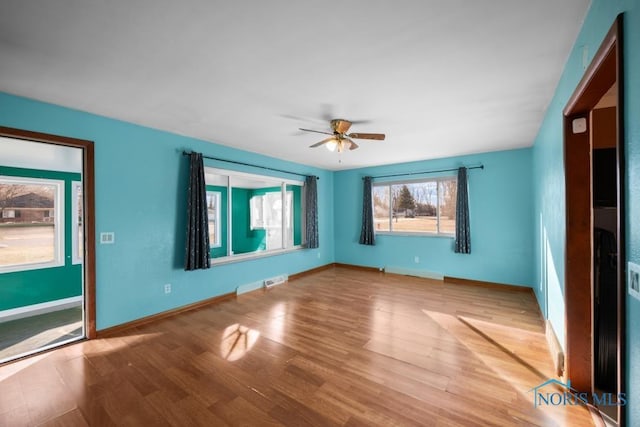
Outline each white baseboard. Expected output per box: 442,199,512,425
384,266,444,281
0,296,83,323
545,319,565,377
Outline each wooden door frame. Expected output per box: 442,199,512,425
563,14,624,422
0,126,97,339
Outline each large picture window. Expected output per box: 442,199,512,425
373,177,457,236
205,168,304,262
0,176,64,272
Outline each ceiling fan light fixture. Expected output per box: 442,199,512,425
302,118,385,153
326,139,338,151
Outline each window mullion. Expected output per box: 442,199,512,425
436,180,441,234
388,185,393,231
281,183,286,249
227,176,232,256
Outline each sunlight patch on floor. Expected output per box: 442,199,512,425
220,324,260,361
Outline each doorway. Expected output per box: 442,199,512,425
0,127,95,363
563,15,624,425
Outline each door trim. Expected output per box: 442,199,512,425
563,14,625,424
0,126,96,339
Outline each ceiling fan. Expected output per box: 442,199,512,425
300,119,385,152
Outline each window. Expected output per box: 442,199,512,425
205,168,305,261
0,176,64,272
206,191,221,248
72,181,83,264
373,177,457,236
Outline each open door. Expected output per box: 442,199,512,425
0,127,95,363
563,15,625,426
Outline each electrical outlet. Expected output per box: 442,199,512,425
317,252,321,259
164,284,171,294
414,256,420,264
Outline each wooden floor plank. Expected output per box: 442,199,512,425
0,266,593,426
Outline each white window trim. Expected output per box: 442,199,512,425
372,175,456,238
204,167,305,262
375,231,454,238
206,167,303,187
211,245,305,266
0,175,65,274
71,181,83,265
206,190,222,248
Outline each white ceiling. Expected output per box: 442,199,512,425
0,1,590,171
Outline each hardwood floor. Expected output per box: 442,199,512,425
0,266,594,426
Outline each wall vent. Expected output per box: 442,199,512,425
264,275,287,288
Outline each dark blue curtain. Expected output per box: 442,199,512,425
184,152,211,270
454,167,471,254
359,176,375,246
305,175,319,248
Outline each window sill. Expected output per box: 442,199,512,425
375,232,454,239
211,245,305,266
0,259,65,274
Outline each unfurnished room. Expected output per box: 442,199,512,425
0,1,639,426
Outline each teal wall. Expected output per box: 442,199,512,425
251,185,303,246
287,184,303,246
205,185,227,258
0,92,335,330
231,187,265,254
0,166,82,310
229,185,303,255
334,148,534,286
532,1,640,422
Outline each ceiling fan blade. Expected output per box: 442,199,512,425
331,119,352,134
309,136,336,148
346,138,359,150
348,133,385,140
299,128,334,136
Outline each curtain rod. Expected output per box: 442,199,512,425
364,165,484,180
182,151,319,180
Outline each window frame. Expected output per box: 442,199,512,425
71,180,83,265
372,175,457,238
205,167,306,265
206,190,222,248
0,175,65,273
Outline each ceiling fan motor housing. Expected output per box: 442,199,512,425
331,119,352,134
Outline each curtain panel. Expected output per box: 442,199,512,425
184,152,211,270
359,176,375,246
454,167,471,254
305,175,319,248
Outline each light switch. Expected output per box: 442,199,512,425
100,232,115,244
